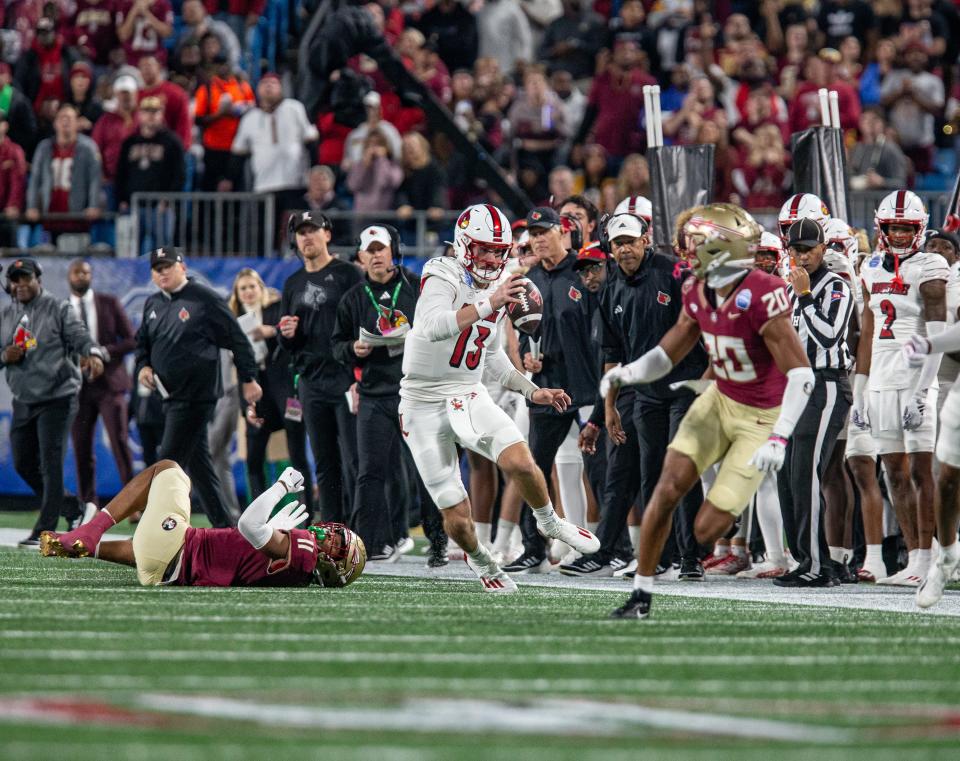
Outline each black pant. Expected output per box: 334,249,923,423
300,381,358,523
158,399,234,528
11,394,79,533
595,398,643,560
245,391,315,515
520,410,579,556
778,374,851,575
633,393,702,564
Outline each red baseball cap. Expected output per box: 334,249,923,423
573,241,607,271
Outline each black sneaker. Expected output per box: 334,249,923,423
773,570,839,588
502,551,550,574
836,560,858,584
426,541,449,568
18,531,41,548
610,589,652,619
559,553,613,577
678,556,705,582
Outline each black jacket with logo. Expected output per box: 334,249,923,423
524,251,600,414
134,279,258,403
600,251,708,401
331,267,420,398
278,258,363,398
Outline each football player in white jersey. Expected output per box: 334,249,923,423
399,204,600,592
854,190,948,586
777,193,831,240
615,195,653,239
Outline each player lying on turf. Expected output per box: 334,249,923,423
601,204,813,619
39,461,365,588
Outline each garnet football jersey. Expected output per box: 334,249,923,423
682,270,790,409
401,256,506,402
860,250,949,391
176,528,318,587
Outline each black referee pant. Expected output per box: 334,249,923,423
300,381,358,524
595,398,642,561
633,392,703,565
159,400,234,528
777,372,851,576
520,410,580,557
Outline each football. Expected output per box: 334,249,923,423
506,278,543,335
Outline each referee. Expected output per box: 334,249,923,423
775,218,854,588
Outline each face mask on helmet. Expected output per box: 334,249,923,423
460,239,511,283
307,523,367,588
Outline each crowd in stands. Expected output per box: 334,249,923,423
1,0,959,252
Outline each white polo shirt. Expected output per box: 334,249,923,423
232,99,319,193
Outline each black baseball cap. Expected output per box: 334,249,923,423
6,257,41,278
291,210,331,232
150,246,184,269
787,218,824,248
928,228,960,251
526,206,561,230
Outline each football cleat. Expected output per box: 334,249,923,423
465,555,517,594
857,560,888,582
39,531,91,558
877,567,924,587
610,589,652,619
705,553,750,575
701,552,729,570
558,553,613,577
537,517,600,555
502,551,552,574
678,557,705,581
736,559,789,579
917,554,960,609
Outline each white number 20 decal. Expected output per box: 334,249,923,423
702,333,757,382
761,288,790,319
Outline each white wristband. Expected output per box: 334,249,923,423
475,298,493,320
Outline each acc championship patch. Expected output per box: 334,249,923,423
868,255,881,268
735,289,752,310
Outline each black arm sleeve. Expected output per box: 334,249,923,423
331,292,359,368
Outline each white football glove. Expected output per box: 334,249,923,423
851,373,870,430
902,391,926,431
748,435,787,474
277,466,305,494
266,502,309,531
600,364,635,399
668,379,713,395
902,335,931,369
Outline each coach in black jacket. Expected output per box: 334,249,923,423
135,247,261,527
505,207,600,573
279,211,362,523
331,226,446,563
600,214,709,579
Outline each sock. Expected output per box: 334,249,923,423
587,521,598,534
81,509,117,557
906,548,918,571
628,525,640,551
510,524,522,547
941,541,960,565
714,543,730,558
633,573,654,593
467,541,496,571
475,522,491,548
492,519,516,554
829,546,846,564
843,547,853,564
865,544,883,567
916,548,931,568
755,473,784,564
532,502,556,524
731,543,746,558
556,462,586,528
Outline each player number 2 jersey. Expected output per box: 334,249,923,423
401,257,505,402
682,269,790,409
860,250,949,391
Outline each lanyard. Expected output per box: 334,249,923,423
363,280,402,326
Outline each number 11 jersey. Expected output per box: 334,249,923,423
681,269,791,409
860,251,949,391
401,257,505,402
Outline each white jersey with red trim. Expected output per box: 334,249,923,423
400,256,506,402
939,260,960,387
860,249,949,390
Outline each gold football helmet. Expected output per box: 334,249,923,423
681,203,761,286
309,524,367,588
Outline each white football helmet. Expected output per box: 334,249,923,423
875,190,927,257
822,217,858,261
614,195,653,236
453,204,513,284
778,193,831,240
754,231,785,275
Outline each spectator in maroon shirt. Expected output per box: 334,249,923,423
70,0,118,66
65,61,103,133
91,75,139,199
663,75,721,144
116,0,174,65
0,112,28,247
788,48,861,133
731,122,791,212
138,54,192,149
776,23,811,100
14,17,77,114
573,39,655,162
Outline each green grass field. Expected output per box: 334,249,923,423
2,512,960,760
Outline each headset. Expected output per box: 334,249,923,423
287,211,333,262
597,213,649,256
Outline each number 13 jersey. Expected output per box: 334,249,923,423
401,257,505,402
682,269,791,409
860,251,949,391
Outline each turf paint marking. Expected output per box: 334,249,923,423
137,693,854,744
0,697,163,727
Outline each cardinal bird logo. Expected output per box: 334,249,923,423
457,212,471,229
376,308,409,335
178,308,190,322
568,286,582,302
657,291,671,306
450,398,464,411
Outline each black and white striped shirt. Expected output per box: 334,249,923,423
787,267,854,371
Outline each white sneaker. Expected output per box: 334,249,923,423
537,517,600,554
613,558,637,578
736,559,789,579
396,536,415,556
465,555,517,594
878,566,924,587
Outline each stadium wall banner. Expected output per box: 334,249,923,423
0,256,306,498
